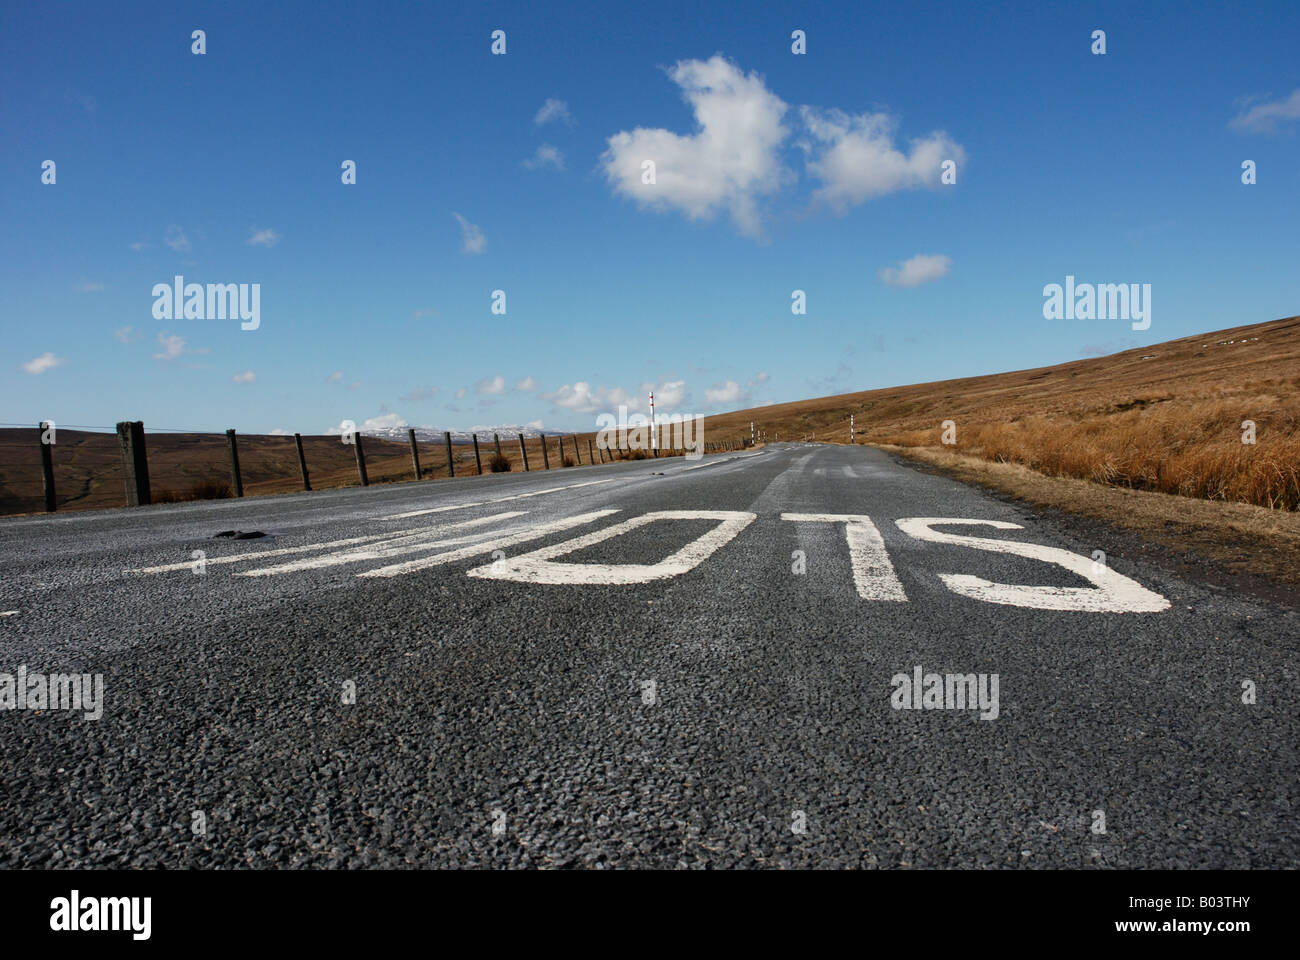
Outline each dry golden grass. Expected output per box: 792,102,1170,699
702,315,1300,511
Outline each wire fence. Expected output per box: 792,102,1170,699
0,420,753,517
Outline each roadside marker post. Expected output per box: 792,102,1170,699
408,428,421,479
294,433,311,490
38,422,55,512
226,429,245,497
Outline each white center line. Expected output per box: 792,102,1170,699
359,510,619,579
379,478,622,520
679,451,767,472
235,512,526,577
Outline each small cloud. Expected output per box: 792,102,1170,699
232,370,256,384
515,376,536,391
523,144,566,170
879,253,951,288
129,242,150,251
269,428,292,436
400,386,440,403
802,107,965,213
326,370,344,382
452,213,486,254
247,227,281,247
705,380,749,405
534,98,574,126
412,307,439,320
152,332,208,361
113,326,141,344
476,375,506,395
362,414,407,431
1230,89,1300,134
22,352,63,375
455,387,468,399
164,225,191,253
74,281,104,293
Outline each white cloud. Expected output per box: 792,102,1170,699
22,352,63,375
152,332,208,360
705,380,748,405
327,414,408,436
1230,89,1300,134
247,227,281,247
543,382,633,414
114,326,141,344
232,370,256,384
801,107,964,212
476,374,506,395
74,281,104,293
164,225,190,253
535,98,574,126
879,253,952,288
129,241,150,251
455,387,468,399
523,144,565,170
647,379,687,411
602,56,790,238
269,428,292,436
754,371,769,384
326,371,343,382
515,376,536,391
362,414,406,431
452,212,486,254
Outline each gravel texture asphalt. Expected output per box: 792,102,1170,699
0,442,1294,868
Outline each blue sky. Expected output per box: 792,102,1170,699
3,0,1298,435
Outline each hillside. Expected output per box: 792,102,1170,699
699,315,1300,509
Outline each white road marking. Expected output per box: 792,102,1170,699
842,466,856,478
468,510,756,585
235,512,526,577
678,451,766,472
380,478,621,520
781,513,908,601
0,610,17,617
895,518,1170,613
359,510,621,579
129,517,511,575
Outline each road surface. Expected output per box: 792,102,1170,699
0,443,1294,868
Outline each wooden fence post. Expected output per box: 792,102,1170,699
226,429,244,497
519,434,529,471
38,422,56,512
444,431,454,477
408,428,421,479
558,435,566,465
354,431,369,486
541,434,551,469
473,434,483,474
116,420,151,506
588,437,595,465
294,433,311,490
494,433,503,458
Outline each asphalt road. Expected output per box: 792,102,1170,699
0,443,1295,868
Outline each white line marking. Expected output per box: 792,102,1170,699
468,510,756,585
380,478,621,520
781,513,908,601
842,466,856,478
359,510,621,579
895,518,1170,613
130,521,490,575
235,512,527,577
0,610,17,617
678,451,767,472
